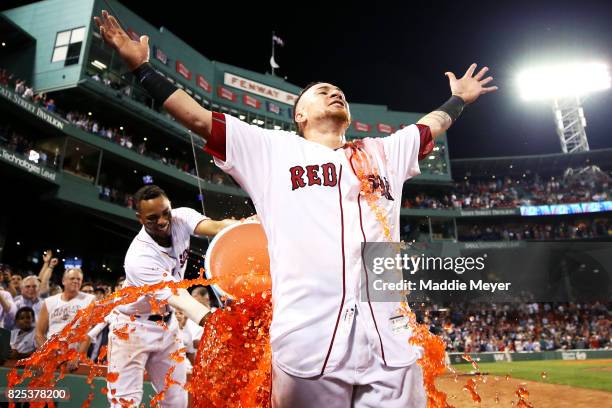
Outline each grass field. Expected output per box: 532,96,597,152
453,359,612,392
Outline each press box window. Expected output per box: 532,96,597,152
51,27,86,66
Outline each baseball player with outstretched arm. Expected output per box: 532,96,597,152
105,185,236,407
95,10,497,407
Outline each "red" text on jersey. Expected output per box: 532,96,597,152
289,163,337,190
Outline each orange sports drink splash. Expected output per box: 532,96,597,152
7,144,534,407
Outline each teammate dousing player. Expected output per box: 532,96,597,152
95,10,497,407
106,185,236,407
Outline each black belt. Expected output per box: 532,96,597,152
148,312,172,323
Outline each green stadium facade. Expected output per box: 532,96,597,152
1,0,611,276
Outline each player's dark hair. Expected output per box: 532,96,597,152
293,81,324,137
15,306,35,321
134,185,168,210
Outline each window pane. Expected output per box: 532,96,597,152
70,27,86,43
64,42,82,66
55,30,71,46
52,45,68,62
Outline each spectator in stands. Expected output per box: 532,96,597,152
191,286,212,310
10,272,23,297
38,250,58,297
14,79,25,95
22,86,34,100
6,275,45,329
81,282,94,295
35,268,95,347
48,284,62,297
175,309,197,370
0,286,16,329
1,267,18,298
94,287,106,301
45,98,56,112
9,306,36,359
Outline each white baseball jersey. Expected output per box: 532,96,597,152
118,207,208,316
44,292,95,337
209,113,433,377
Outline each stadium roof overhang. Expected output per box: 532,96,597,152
0,13,36,52
451,148,612,178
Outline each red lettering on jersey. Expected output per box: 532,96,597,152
289,166,306,190
321,163,337,187
306,165,322,186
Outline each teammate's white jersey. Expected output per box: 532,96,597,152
212,113,433,377
118,207,207,316
44,292,95,337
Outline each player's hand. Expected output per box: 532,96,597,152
42,249,52,264
94,10,150,71
445,63,498,104
49,258,59,268
199,311,212,327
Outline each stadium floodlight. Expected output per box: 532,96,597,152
518,62,610,101
517,62,611,154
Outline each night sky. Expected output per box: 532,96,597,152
4,0,612,158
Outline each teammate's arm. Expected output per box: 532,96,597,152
35,302,49,348
417,63,498,138
167,288,212,326
194,219,238,237
94,11,212,140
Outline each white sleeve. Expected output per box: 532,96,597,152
87,322,108,341
174,207,208,234
382,124,432,182
213,114,277,203
124,254,177,302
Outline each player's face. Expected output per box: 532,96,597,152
138,196,173,239
296,83,351,135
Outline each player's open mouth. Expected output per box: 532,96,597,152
329,100,344,107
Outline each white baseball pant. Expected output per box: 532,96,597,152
107,313,188,407
271,309,426,408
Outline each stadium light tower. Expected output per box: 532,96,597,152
517,62,611,154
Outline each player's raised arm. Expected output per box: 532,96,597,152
417,63,498,138
94,10,213,140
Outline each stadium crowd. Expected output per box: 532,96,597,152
404,174,612,210
418,302,611,353
458,218,612,241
